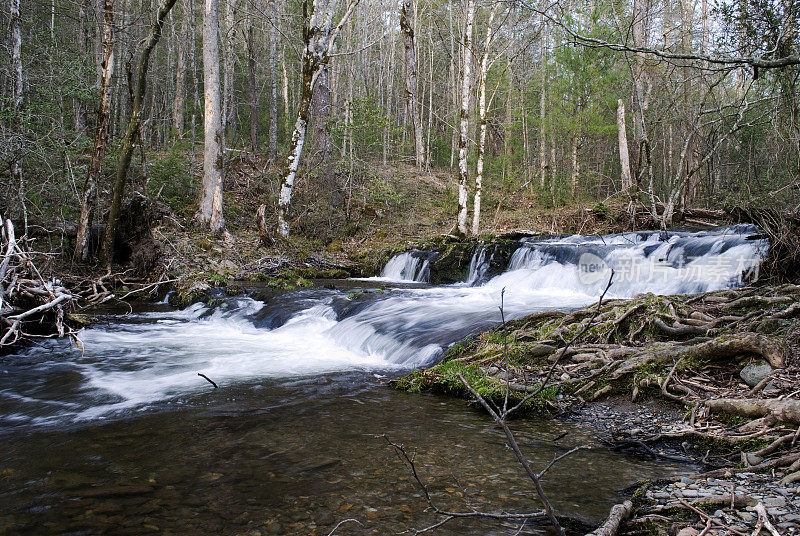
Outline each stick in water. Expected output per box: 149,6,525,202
197,373,218,388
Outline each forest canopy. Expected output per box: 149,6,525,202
0,0,798,251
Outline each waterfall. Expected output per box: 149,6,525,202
488,225,767,297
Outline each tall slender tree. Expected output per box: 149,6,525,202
456,0,475,236
10,0,25,230
400,0,425,168
247,4,258,151
268,0,279,159
75,0,115,261
173,0,190,138
473,3,498,236
618,99,632,191
223,0,237,134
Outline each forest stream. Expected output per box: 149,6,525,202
0,226,769,535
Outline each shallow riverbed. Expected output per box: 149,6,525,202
0,368,689,536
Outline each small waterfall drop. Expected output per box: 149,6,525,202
465,245,490,285
379,251,432,282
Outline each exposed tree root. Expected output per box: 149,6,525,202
610,333,785,380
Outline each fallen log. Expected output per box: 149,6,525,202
705,398,800,425
585,500,632,536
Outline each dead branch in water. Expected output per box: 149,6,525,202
1,219,74,347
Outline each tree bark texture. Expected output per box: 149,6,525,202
472,4,497,236
247,13,258,151
268,0,279,159
172,0,189,137
618,99,632,191
276,0,358,238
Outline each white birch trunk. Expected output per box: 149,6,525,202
276,0,359,238
282,60,290,136
456,0,475,236
472,4,497,236
11,0,22,111
539,17,547,188
617,99,632,191
199,0,225,232
570,135,579,198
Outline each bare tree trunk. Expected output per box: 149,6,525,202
75,0,115,262
276,0,359,238
618,98,632,191
449,3,457,169
10,0,25,230
268,0,278,159
189,0,198,147
549,122,556,204
222,0,237,135
101,0,179,267
173,0,189,138
425,31,434,171
282,59,290,137
198,0,225,232
400,0,425,168
247,10,258,151
472,4,497,236
456,0,475,236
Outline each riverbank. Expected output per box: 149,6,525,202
395,283,800,535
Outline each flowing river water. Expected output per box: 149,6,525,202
0,227,768,535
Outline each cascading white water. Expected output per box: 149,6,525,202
376,251,431,282
465,245,490,285
1,226,768,425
